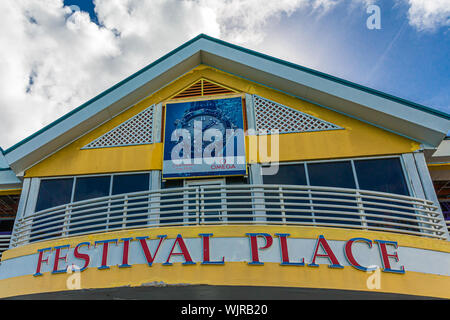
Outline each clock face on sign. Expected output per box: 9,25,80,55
175,107,235,158
184,114,227,136
163,97,247,179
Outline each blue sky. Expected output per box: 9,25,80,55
63,0,449,111
0,0,448,148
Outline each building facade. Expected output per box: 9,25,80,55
0,35,449,299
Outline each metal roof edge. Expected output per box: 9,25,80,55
4,34,449,157
197,34,450,121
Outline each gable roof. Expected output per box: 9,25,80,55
3,34,450,175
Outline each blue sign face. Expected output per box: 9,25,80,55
163,97,247,179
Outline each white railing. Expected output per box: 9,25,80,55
0,233,11,259
10,184,447,247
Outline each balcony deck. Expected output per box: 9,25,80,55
10,184,448,247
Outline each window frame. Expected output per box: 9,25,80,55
33,171,153,213
260,155,413,196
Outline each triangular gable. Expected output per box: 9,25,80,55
3,34,450,175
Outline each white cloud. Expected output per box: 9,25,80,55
403,0,450,31
0,0,447,150
0,0,337,149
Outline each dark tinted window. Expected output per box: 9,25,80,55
35,178,74,211
74,176,111,201
307,161,355,188
354,158,409,195
262,164,307,185
112,173,149,195
161,179,183,189
226,176,249,185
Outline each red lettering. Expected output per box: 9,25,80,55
199,233,224,265
374,240,405,274
33,247,52,276
94,239,118,270
344,238,375,272
73,242,91,271
275,233,304,266
308,235,343,268
246,233,273,265
52,244,70,274
137,235,166,266
119,238,133,268
163,234,195,265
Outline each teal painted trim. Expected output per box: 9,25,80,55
5,34,449,155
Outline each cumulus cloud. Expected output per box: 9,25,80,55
0,0,339,149
0,0,447,149
403,0,450,31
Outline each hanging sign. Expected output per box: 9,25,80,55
162,97,246,179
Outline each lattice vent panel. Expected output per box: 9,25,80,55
82,105,155,149
253,95,342,134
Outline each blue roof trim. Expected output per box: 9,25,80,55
4,34,449,155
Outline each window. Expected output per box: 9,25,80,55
263,164,310,223
32,178,74,242
111,173,150,228
354,158,415,231
354,158,408,195
70,176,111,235
307,161,355,189
259,157,415,229
307,161,359,226
160,179,184,225
112,173,150,195
226,176,252,222
73,176,111,202
32,173,152,241
35,178,74,212
263,164,307,186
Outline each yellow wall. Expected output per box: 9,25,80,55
25,65,420,178
1,225,449,299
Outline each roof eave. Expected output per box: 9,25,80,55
4,34,450,174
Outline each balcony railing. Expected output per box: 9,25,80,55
10,184,448,247
0,232,11,259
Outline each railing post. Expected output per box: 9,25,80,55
149,191,160,226
279,187,286,224
122,195,128,229
221,185,227,223
252,185,266,223
106,197,111,231
149,170,161,226
308,188,316,226
356,191,368,230
199,187,203,225
62,204,70,237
